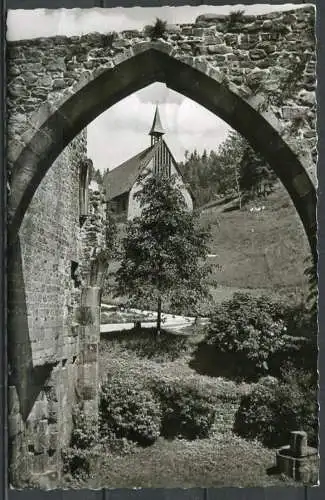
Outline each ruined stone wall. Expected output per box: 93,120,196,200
8,132,88,488
7,6,316,180
79,181,108,288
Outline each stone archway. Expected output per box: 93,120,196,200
8,44,317,264
7,10,317,485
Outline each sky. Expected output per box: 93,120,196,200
7,4,309,172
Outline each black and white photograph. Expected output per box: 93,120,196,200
6,3,319,490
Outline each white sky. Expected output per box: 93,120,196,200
7,4,309,172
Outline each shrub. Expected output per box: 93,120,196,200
205,293,290,375
205,293,317,378
70,406,98,449
99,375,162,446
152,379,216,440
228,10,245,28
62,407,98,479
62,447,93,479
145,18,167,41
234,368,318,448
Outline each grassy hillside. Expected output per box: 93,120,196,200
105,182,311,305
200,182,310,299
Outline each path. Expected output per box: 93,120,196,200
100,304,208,334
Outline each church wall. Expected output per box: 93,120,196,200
171,161,194,212
127,158,155,220
127,155,193,221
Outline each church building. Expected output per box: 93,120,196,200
103,106,194,220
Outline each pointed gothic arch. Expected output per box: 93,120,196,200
8,44,317,264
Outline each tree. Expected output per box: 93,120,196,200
239,145,276,201
115,171,212,335
145,18,167,41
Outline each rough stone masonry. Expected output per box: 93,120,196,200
8,131,108,487
7,6,316,179
6,6,316,488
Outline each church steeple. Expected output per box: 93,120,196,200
149,105,165,146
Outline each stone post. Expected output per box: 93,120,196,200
77,286,101,429
289,430,308,458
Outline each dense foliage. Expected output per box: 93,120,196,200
151,379,216,440
145,18,167,40
62,406,99,479
234,367,318,448
179,131,276,208
204,293,316,378
115,172,212,332
100,375,162,446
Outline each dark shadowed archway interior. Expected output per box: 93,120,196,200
8,48,317,264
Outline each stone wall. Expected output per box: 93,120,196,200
7,131,93,488
7,6,316,181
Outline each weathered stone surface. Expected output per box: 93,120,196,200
250,49,267,60
207,44,232,54
52,79,66,90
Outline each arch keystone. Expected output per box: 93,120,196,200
132,41,153,55
150,40,174,55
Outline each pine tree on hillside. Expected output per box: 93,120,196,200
115,171,212,335
239,146,276,201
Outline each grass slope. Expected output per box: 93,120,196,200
104,183,311,307
200,182,310,298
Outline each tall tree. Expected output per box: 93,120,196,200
239,144,276,201
115,171,212,335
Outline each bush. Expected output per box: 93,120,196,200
152,379,216,440
62,447,94,479
205,293,316,378
99,375,162,446
145,18,167,40
234,368,318,448
70,406,98,449
228,10,245,28
62,407,99,479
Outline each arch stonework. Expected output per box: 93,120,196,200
9,52,317,262
8,6,317,261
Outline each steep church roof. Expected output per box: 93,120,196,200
103,106,195,204
149,105,165,137
103,144,157,201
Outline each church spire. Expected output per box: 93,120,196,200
149,105,165,145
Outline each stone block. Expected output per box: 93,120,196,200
33,399,49,421
47,400,59,424
290,431,308,457
8,385,20,415
250,49,267,60
282,106,309,121
8,414,23,438
34,419,50,453
32,452,49,475
207,44,232,55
